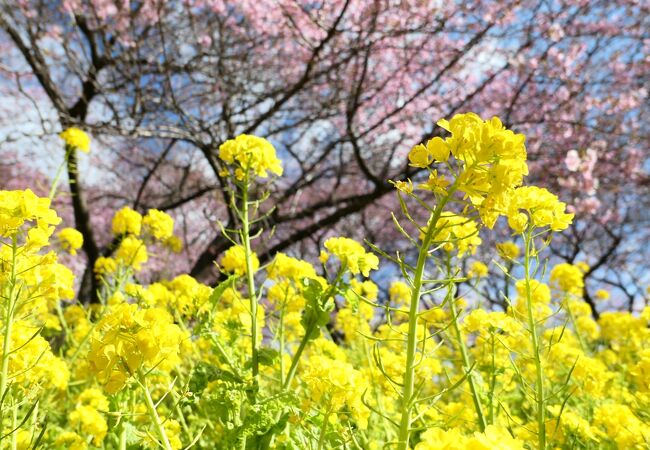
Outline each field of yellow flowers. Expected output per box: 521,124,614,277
1,114,649,449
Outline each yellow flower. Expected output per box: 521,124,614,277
0,189,60,238
507,186,574,232
218,134,283,179
55,432,88,450
94,256,117,277
115,235,148,270
323,237,379,277
515,279,551,304
415,427,467,450
466,425,525,449
112,206,142,236
302,354,370,429
594,404,648,448
426,136,450,162
468,260,488,278
418,170,450,194
87,304,183,393
389,280,411,305
424,212,482,257
392,179,414,194
408,143,433,168
220,244,259,276
69,406,107,446
550,263,584,297
496,241,519,260
76,388,109,411
0,320,70,391
434,113,529,228
268,253,317,282
58,227,83,255
318,250,329,264
59,127,91,152
165,235,183,253
595,289,610,301
142,209,174,241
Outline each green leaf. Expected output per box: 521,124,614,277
122,422,141,446
300,278,334,341
189,362,242,394
257,347,280,367
209,274,238,307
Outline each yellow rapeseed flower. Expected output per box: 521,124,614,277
58,227,83,255
59,127,91,153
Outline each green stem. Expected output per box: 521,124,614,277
565,298,587,353
523,230,546,450
0,239,18,437
139,372,173,450
446,263,487,431
278,304,286,384
282,329,311,390
488,334,497,425
10,407,17,450
48,146,72,201
241,182,259,384
119,422,127,450
396,191,453,450
282,269,344,390
31,401,39,444
316,405,333,450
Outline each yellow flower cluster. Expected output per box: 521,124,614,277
0,189,60,239
507,186,574,232
218,134,283,180
87,303,184,393
268,252,317,282
322,237,379,276
302,354,370,428
163,274,214,317
415,425,525,450
58,227,84,255
5,123,646,450
115,235,148,270
0,320,69,390
98,206,177,274
496,240,519,259
550,262,585,296
59,127,91,153
68,391,108,446
410,113,529,228
143,209,175,240
426,212,482,256
389,280,411,305
407,114,574,234
112,206,142,235
220,244,259,276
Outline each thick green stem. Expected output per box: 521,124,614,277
139,373,173,450
241,183,259,383
282,325,312,390
0,239,18,436
396,193,452,450
447,280,487,431
118,423,127,450
316,405,333,450
523,230,546,450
